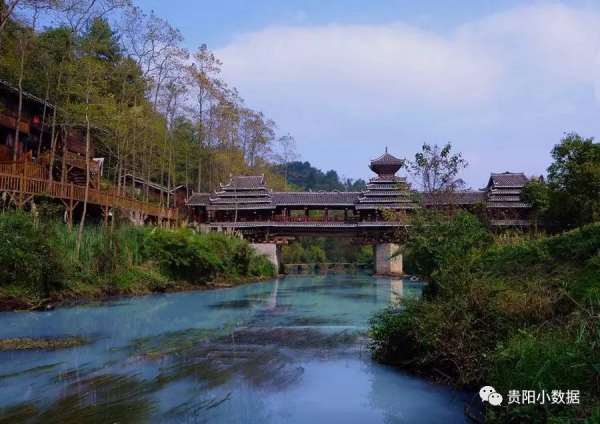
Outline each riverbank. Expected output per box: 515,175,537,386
369,213,599,423
0,273,280,312
0,212,277,312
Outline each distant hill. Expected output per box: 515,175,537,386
273,161,366,191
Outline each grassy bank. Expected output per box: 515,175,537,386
0,212,276,311
369,212,599,423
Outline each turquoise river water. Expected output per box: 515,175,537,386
0,274,470,423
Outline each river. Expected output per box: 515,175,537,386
0,274,469,423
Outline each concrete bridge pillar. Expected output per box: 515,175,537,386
374,243,403,276
250,243,282,274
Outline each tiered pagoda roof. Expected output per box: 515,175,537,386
356,150,416,210
207,175,275,210
185,153,531,215
485,172,529,208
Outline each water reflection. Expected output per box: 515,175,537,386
0,274,466,423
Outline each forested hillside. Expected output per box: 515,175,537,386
273,160,366,191
0,0,292,198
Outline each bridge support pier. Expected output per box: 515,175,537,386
374,243,403,276
250,243,282,274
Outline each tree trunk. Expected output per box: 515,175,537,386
76,76,92,256
48,67,63,183
36,78,50,159
12,38,25,164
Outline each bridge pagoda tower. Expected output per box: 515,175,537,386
361,148,411,276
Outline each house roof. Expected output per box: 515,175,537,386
0,79,54,110
489,172,528,188
121,173,184,194
221,175,266,190
370,150,404,166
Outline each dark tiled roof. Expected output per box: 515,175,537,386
484,172,529,208
273,192,359,206
208,197,272,204
489,172,528,188
421,191,486,205
221,175,266,190
0,79,55,110
370,151,404,165
187,193,211,205
187,171,533,211
121,173,184,194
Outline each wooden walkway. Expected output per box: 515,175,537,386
0,161,177,222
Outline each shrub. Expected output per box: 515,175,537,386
0,212,64,295
404,211,491,296
142,229,275,282
488,323,599,423
142,228,223,283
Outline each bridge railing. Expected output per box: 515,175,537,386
0,170,177,220
272,215,359,223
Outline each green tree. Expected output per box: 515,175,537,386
521,179,550,233
404,211,491,296
407,142,467,207
547,132,600,226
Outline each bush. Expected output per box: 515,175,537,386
0,212,64,296
488,323,599,423
142,228,223,283
142,228,276,283
369,217,600,422
404,211,491,296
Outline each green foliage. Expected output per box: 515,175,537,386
0,212,64,296
403,211,492,295
142,228,275,283
0,212,275,305
369,307,418,363
407,142,467,195
489,323,599,423
521,179,550,231
547,132,600,227
274,161,366,191
282,237,373,265
370,215,600,422
482,222,600,274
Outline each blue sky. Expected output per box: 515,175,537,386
138,0,600,187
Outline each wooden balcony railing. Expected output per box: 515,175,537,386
39,151,100,173
0,168,177,220
0,160,48,179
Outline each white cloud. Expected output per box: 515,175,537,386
214,3,600,183
217,22,499,111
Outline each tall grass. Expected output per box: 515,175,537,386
0,212,276,304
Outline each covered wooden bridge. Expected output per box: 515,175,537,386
187,150,533,274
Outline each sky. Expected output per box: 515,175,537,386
137,0,600,187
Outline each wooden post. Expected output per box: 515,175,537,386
68,182,74,230
17,174,24,209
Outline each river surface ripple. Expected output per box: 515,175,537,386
0,273,469,423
